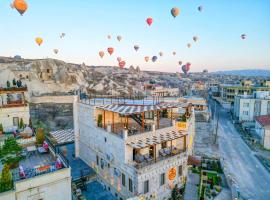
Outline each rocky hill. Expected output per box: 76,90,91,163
0,56,182,97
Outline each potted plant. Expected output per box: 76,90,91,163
36,128,45,146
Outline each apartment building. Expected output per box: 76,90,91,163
76,98,195,200
220,80,270,107
233,91,270,122
255,115,270,149
0,86,30,132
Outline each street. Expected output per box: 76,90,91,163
209,98,270,200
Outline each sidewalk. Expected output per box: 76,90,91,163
184,171,200,200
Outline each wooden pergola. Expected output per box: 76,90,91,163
97,103,183,133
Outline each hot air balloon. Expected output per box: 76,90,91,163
186,62,191,70
193,36,198,42
10,3,14,9
60,33,65,39
117,36,122,42
182,63,191,74
241,34,246,39
178,61,182,65
145,56,149,62
198,6,203,12
107,35,111,39
173,51,176,56
53,49,59,54
117,57,122,62
119,61,126,68
171,7,180,18
159,52,163,57
134,45,139,52
35,37,43,46
99,51,105,58
107,47,114,55
187,43,191,48
146,18,153,26
152,56,157,62
13,0,28,16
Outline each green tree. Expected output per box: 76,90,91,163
36,128,45,145
97,114,103,127
169,185,182,200
29,118,33,128
0,164,13,192
19,118,24,129
0,123,3,133
6,80,10,88
12,78,16,86
0,137,23,168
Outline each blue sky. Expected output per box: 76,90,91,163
0,0,270,72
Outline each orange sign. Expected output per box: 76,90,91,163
168,168,176,181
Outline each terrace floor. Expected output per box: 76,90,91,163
19,151,54,169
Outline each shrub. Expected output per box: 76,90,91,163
0,123,3,133
19,118,24,129
6,81,10,88
97,114,103,127
12,78,16,86
0,137,23,168
36,128,45,145
0,164,13,192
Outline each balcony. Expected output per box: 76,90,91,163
0,86,27,94
134,147,186,169
0,100,27,108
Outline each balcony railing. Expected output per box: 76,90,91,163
134,148,187,169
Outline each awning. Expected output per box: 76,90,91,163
50,129,74,145
96,102,189,115
127,130,187,149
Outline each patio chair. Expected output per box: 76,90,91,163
159,149,167,157
144,154,153,162
164,148,171,155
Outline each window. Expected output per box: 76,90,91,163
13,117,19,126
144,180,149,194
122,173,126,186
104,137,107,143
178,165,183,176
160,173,165,186
96,155,99,166
101,158,104,169
129,178,133,192
243,111,249,116
47,69,50,73
243,103,249,108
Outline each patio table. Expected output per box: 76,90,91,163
27,145,37,152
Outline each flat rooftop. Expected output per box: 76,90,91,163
12,148,66,182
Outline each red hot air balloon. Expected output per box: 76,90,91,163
119,61,126,68
107,47,114,55
186,62,191,71
146,18,153,26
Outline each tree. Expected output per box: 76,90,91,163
6,80,10,88
29,118,33,128
36,128,45,145
0,164,13,192
12,78,16,86
19,118,24,129
0,137,23,168
0,123,3,133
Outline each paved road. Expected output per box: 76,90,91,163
209,98,270,200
